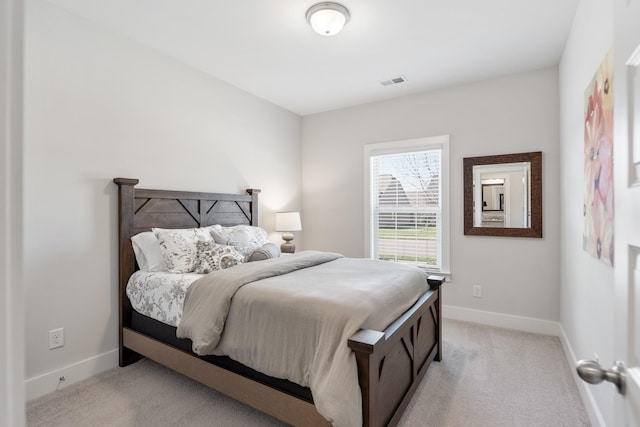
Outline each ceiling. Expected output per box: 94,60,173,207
45,0,579,116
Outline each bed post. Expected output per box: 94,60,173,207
427,275,445,362
245,189,261,226
348,330,385,427
113,178,141,367
435,286,442,361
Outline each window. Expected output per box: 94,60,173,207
364,136,450,273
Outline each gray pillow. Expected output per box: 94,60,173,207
247,243,281,262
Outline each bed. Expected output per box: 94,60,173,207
114,178,443,427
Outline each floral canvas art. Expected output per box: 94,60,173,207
583,51,614,266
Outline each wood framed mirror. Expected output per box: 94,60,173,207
463,151,542,238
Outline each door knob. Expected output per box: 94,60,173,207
576,359,626,395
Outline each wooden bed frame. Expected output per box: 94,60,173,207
114,178,443,427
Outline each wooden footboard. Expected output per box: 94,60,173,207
349,284,441,427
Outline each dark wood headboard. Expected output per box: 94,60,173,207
113,178,260,365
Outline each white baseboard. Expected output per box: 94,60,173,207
558,324,606,427
443,304,561,336
25,349,118,401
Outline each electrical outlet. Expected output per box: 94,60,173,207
472,285,482,298
49,328,64,349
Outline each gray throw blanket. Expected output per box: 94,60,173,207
176,250,342,355
176,251,430,426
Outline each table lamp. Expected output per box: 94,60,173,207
275,212,302,253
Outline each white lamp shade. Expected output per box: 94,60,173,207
306,3,350,36
275,212,302,232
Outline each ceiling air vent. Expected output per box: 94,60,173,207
380,76,407,86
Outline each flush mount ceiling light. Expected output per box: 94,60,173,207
306,2,350,36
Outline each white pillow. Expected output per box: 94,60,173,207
131,231,167,272
194,241,244,274
211,225,269,260
153,227,215,273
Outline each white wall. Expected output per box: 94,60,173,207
559,0,614,425
24,0,302,398
1,0,25,424
302,68,561,325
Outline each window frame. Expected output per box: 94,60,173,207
364,135,450,274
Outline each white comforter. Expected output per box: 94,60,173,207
178,251,430,427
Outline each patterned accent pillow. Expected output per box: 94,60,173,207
194,241,244,274
211,225,269,260
153,228,214,273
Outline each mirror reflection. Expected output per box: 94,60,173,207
474,162,530,228
482,182,505,211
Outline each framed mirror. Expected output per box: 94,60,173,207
463,151,542,237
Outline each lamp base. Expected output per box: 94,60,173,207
281,232,295,253
280,242,296,254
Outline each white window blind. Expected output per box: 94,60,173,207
366,137,449,272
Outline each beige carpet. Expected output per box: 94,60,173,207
27,320,591,426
